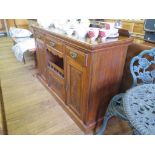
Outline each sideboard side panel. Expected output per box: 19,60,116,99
87,45,128,126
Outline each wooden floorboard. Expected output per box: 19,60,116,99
0,37,132,135
0,37,84,135
0,80,8,135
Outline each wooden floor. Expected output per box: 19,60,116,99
0,37,132,135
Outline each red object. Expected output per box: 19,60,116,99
87,31,95,38
99,30,106,38
105,23,110,30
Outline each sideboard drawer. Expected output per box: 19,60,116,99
45,35,63,52
66,46,88,67
34,29,44,41
36,34,44,41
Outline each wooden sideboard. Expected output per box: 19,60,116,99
32,26,133,133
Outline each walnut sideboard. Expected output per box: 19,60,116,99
32,26,133,133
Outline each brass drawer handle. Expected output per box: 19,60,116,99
38,36,41,39
50,41,56,47
70,52,77,59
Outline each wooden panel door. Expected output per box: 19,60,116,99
66,58,86,119
36,38,47,81
122,21,134,32
133,22,144,35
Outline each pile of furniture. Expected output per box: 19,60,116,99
10,27,36,63
104,19,145,39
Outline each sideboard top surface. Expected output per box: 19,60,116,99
32,26,133,51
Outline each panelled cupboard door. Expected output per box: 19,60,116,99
66,58,86,119
35,39,41,74
36,38,47,81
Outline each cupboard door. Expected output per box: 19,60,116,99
36,39,41,73
36,38,47,81
133,22,144,35
48,68,65,101
66,58,85,118
122,21,134,32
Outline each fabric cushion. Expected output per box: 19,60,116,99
9,27,32,38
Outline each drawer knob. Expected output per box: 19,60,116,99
50,41,56,47
70,52,77,59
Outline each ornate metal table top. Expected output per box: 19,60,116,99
123,84,155,135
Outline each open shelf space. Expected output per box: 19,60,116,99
48,61,64,78
46,48,64,78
